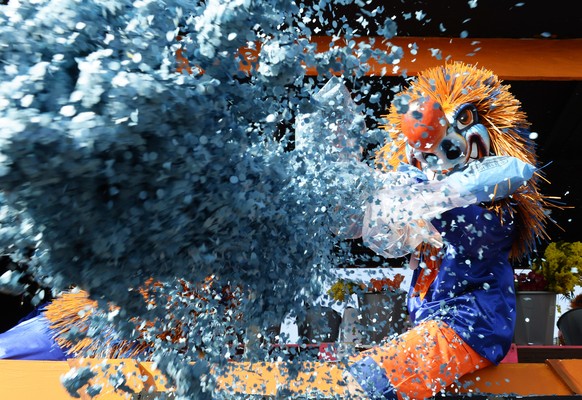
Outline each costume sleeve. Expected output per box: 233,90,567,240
0,314,67,360
361,156,535,258
292,78,535,258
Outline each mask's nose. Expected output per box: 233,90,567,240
401,98,446,152
440,138,462,160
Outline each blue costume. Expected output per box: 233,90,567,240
0,308,66,360
347,62,549,400
409,205,516,364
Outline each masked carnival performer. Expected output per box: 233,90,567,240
345,62,551,399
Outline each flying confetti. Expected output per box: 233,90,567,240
0,0,404,398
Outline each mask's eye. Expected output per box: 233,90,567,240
455,105,478,131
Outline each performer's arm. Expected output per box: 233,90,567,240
360,156,535,258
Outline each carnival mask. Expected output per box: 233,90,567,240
401,97,491,173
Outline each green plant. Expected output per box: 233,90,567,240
327,279,359,302
524,241,582,298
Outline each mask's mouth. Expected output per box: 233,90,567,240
466,127,491,161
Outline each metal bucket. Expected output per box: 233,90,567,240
297,306,342,343
514,291,557,345
358,290,408,344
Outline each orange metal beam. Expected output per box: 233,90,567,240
1,358,581,398
454,361,575,396
307,36,582,80
0,360,73,400
547,359,582,395
214,360,577,397
239,37,582,81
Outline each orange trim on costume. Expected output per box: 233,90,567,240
175,47,193,75
355,320,492,400
412,245,441,301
